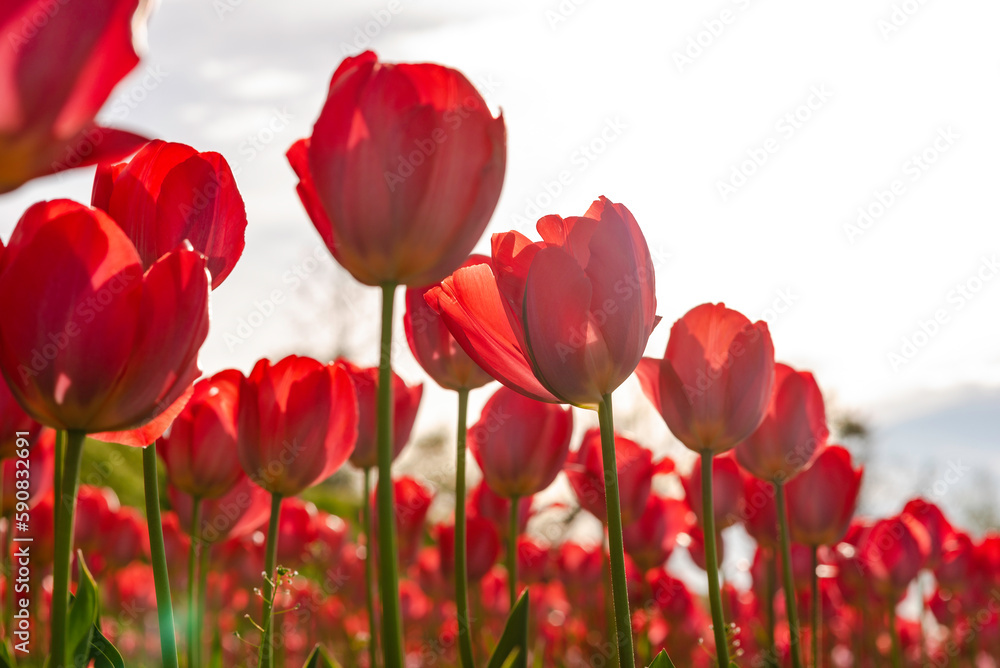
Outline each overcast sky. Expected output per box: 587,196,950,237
3,0,999,525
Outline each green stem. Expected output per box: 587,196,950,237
700,450,729,666
507,494,519,609
598,393,634,668
197,542,210,667
187,497,202,668
363,468,380,668
811,545,820,668
766,548,777,667
774,480,803,668
454,388,476,668
601,535,620,668
888,604,901,668
143,443,180,668
259,492,283,668
50,430,84,668
376,282,404,666
2,509,13,642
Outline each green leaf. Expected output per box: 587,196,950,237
302,643,342,668
487,588,530,668
0,639,15,668
88,623,126,668
648,649,678,668
66,551,99,666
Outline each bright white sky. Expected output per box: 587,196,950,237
3,0,999,475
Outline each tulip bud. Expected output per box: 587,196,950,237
288,51,506,287
468,386,572,498
342,361,422,470
637,302,775,454
736,362,828,482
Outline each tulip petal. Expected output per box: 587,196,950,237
428,262,558,403
523,246,611,406
91,384,195,447
0,202,142,430
154,152,247,287
94,245,209,432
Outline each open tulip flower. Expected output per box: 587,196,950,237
565,427,672,526
0,0,149,193
429,196,657,409
0,200,210,439
428,196,657,668
733,361,828,668
159,369,245,501
236,355,358,668
288,50,506,288
404,254,496,392
637,302,774,666
0,198,210,668
342,361,423,471
91,139,248,288
786,445,863,548
469,386,572,500
735,362,829,484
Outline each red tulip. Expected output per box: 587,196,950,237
856,515,928,597
556,542,605,589
735,362,828,482
467,481,532,540
935,531,974,593
637,302,774,454
785,444,862,546
428,197,658,407
371,475,434,567
74,485,117,551
686,525,725,572
468,386,572,498
404,255,495,391
104,506,149,570
237,356,358,497
736,471,778,549
159,369,244,499
91,140,247,288
288,51,506,287
622,495,690,572
0,200,209,445
170,475,270,544
565,427,670,525
341,361,422,470
0,428,54,514
647,568,697,623
0,0,148,193
516,537,551,584
438,517,500,582
901,498,954,570
275,498,320,565
680,452,743,530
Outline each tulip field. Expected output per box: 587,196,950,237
1,1,998,668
